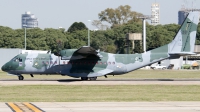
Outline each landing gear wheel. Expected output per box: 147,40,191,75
81,77,88,81
89,77,97,81
18,76,24,80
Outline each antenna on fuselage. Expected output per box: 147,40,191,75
47,51,51,54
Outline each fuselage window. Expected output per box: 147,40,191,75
113,62,115,64
108,62,111,65
19,58,22,62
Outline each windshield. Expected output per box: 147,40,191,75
11,55,22,62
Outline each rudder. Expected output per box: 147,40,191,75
169,11,199,54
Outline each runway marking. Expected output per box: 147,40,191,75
23,102,44,112
6,102,44,112
6,103,23,112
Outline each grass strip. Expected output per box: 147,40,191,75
0,85,200,102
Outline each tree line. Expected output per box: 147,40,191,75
0,5,199,54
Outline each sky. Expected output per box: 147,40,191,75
0,0,199,30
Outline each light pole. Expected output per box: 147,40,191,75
88,20,91,46
23,17,27,50
138,15,151,53
23,24,27,50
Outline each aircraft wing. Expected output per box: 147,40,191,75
60,46,102,60
73,46,102,58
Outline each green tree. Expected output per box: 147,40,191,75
91,30,115,52
68,39,86,49
68,22,87,33
196,23,200,44
98,5,143,26
44,28,67,53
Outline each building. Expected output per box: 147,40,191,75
178,10,189,25
151,3,160,25
22,11,38,28
178,8,200,25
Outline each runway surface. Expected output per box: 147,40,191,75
1,79,200,112
1,102,200,112
1,78,200,85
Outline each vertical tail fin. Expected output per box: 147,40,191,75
169,11,199,55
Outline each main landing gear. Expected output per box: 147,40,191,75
18,76,24,80
81,77,88,80
89,77,97,80
81,77,97,81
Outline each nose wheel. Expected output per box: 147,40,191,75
18,76,24,80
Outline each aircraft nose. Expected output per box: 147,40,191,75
1,64,7,72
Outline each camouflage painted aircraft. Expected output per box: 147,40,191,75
1,11,200,80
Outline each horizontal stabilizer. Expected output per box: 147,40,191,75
169,52,196,56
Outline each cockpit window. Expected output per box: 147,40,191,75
12,58,19,62
12,56,22,62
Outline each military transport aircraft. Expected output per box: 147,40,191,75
1,11,200,80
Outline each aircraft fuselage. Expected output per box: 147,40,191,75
1,50,169,78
